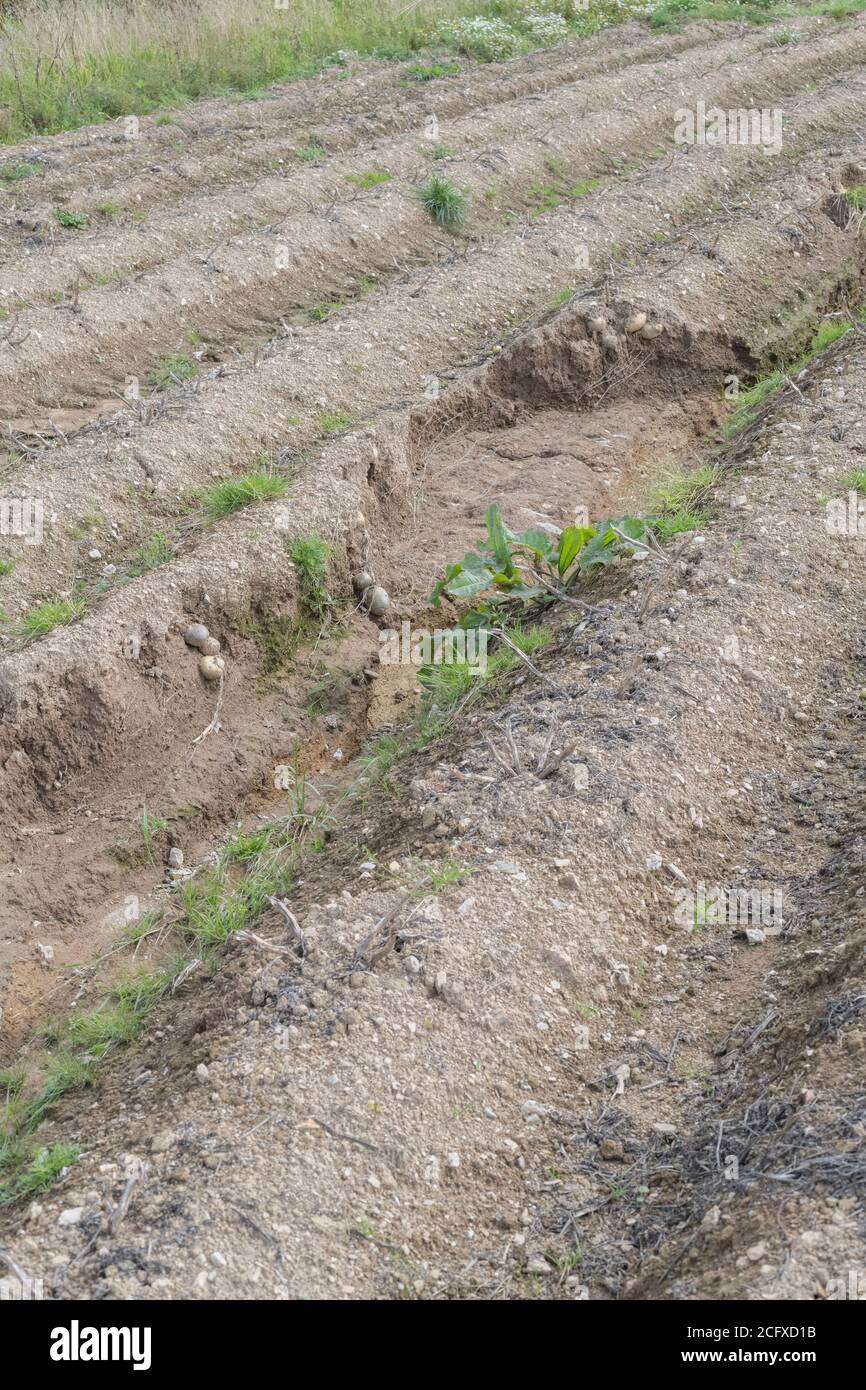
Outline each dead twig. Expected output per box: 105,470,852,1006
266,897,306,956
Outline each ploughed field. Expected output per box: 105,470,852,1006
1,14,866,1301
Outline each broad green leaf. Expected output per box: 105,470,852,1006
445,566,494,600
557,524,596,576
485,504,513,575
577,522,614,567
513,528,556,560
610,516,647,543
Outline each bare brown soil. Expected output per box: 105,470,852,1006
1,14,865,1302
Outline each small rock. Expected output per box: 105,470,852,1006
526,1255,552,1275
195,1063,210,1082
57,1207,83,1227
741,927,766,945
183,623,210,649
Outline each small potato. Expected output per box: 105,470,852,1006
365,585,390,616
199,654,225,682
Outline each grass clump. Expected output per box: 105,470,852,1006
318,409,352,434
418,174,468,228
54,208,88,229
404,61,460,80
12,595,87,639
296,140,326,162
648,464,716,519
646,465,715,538
345,169,391,190
0,160,39,180
146,352,197,391
724,307,866,438
0,1142,79,1207
291,535,332,624
196,469,287,522
845,186,866,211
0,558,14,576
127,531,173,576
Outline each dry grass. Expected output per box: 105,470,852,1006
0,0,567,141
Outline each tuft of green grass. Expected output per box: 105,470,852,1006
291,535,331,624
424,859,470,893
13,595,87,639
653,510,706,542
840,469,866,493
297,140,326,162
405,61,460,81
54,208,88,229
308,298,344,322
648,465,716,519
66,1003,143,1057
318,409,352,434
127,530,173,576
0,558,14,576
570,177,601,198
548,287,573,309
345,169,391,190
146,352,197,391
418,174,468,228
419,624,550,709
196,469,287,522
0,160,39,180
0,1142,79,1206
222,828,274,864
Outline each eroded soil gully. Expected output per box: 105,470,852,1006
3,82,865,621
2,331,865,1301
1,18,864,414
1,140,865,1058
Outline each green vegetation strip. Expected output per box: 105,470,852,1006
2,0,861,144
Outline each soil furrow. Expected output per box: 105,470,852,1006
2,326,864,1303
0,21,738,218
0,141,863,1050
1,21,863,415
1,74,864,619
